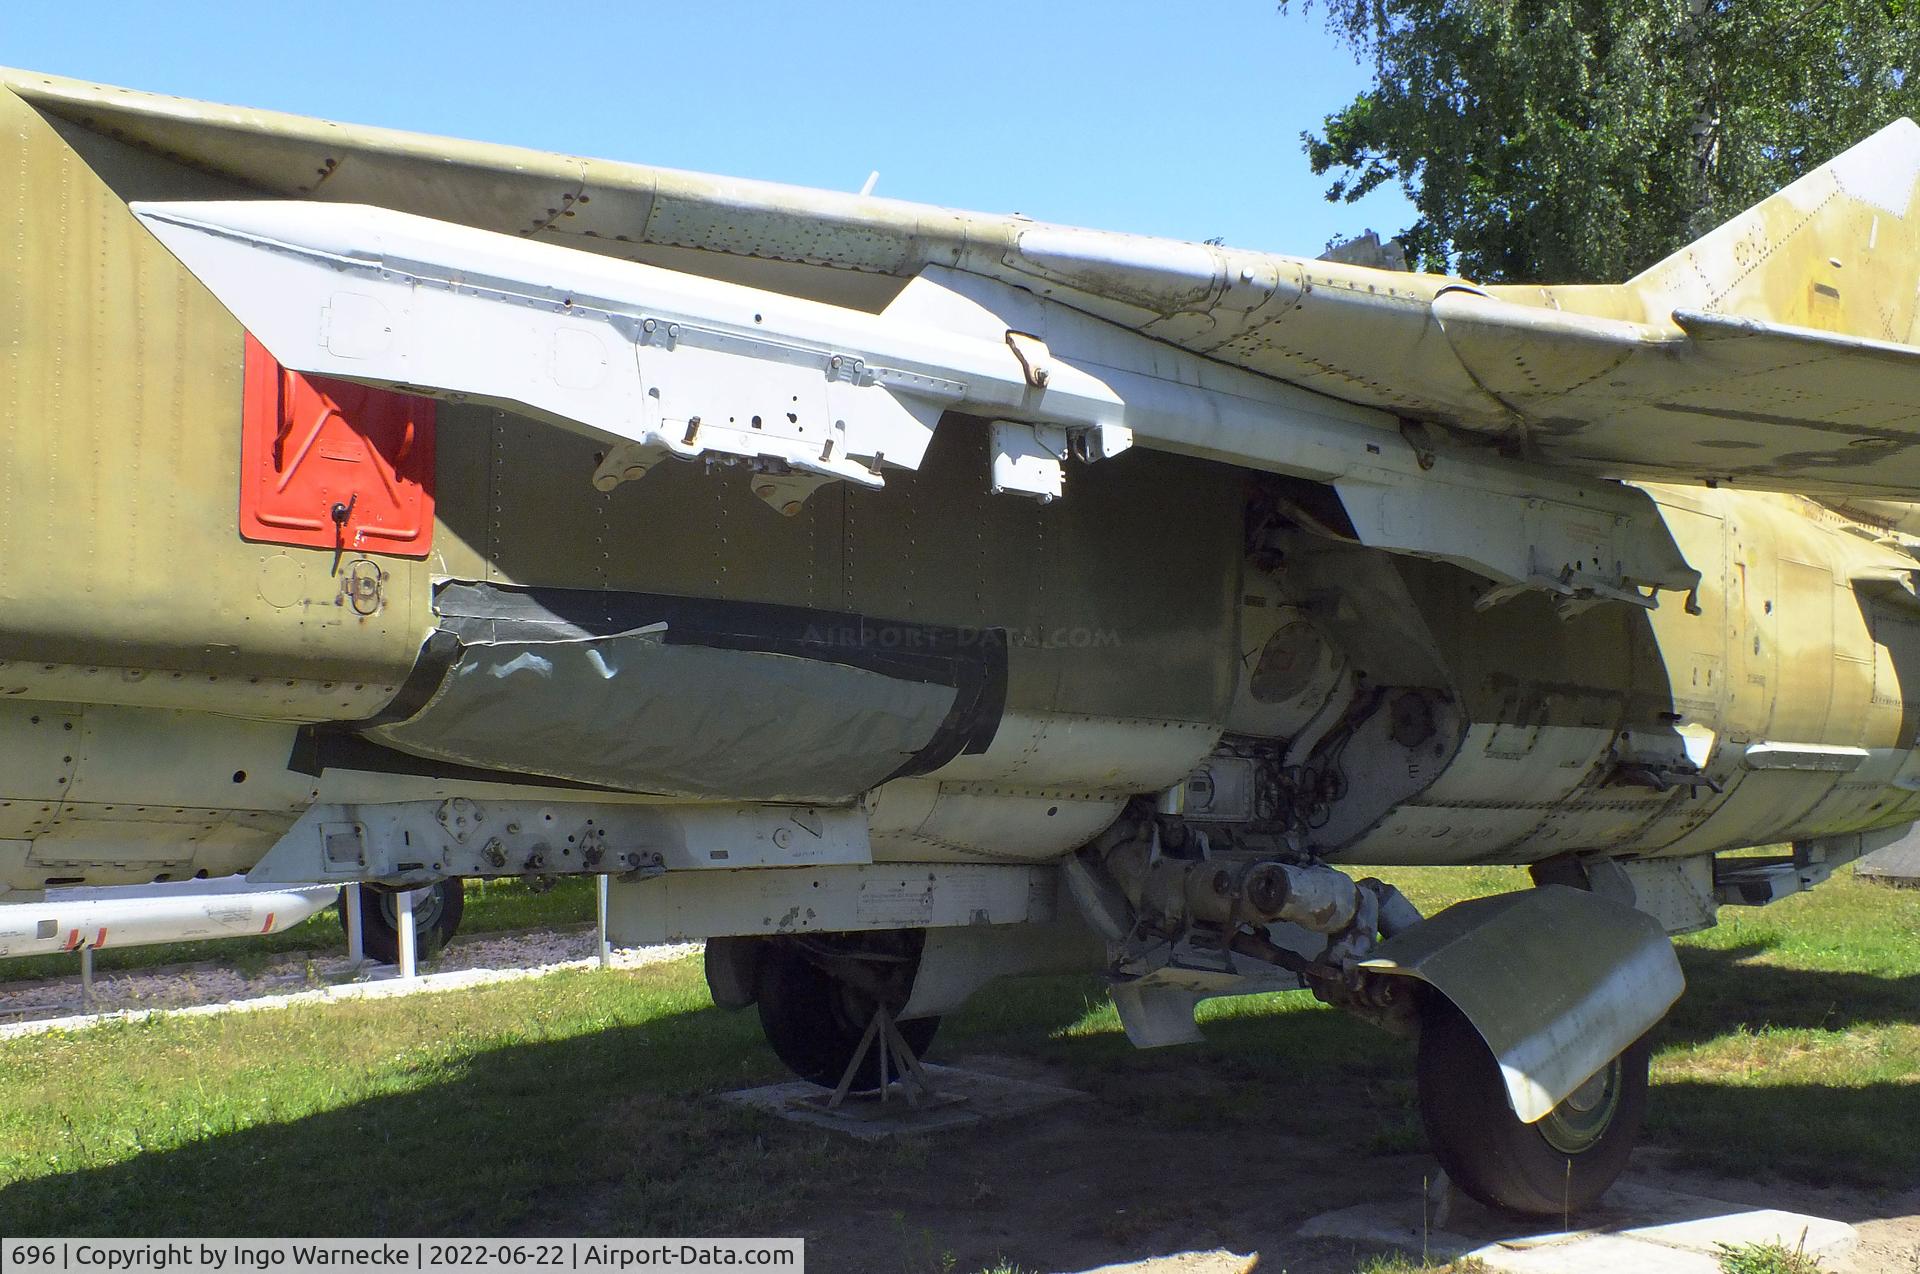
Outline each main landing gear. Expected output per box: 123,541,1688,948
727,923,1655,1219
1416,996,1652,1216
750,930,940,1091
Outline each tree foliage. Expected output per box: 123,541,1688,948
1283,0,1919,282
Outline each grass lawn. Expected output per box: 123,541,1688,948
1,865,1915,1242
0,877,599,984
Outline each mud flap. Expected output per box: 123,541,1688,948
1360,884,1683,1123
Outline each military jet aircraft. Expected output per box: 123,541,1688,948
3,66,1917,1216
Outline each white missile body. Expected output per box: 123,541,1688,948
0,876,336,958
127,199,1442,501
129,199,1696,599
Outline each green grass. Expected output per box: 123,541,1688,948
1354,1256,1488,1274
0,863,1915,1241
0,958,897,1233
1651,867,1920,1186
0,877,598,984
1716,1239,1825,1274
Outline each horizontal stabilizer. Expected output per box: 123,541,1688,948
1431,286,1920,495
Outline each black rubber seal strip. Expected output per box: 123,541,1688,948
357,628,463,728
287,727,624,791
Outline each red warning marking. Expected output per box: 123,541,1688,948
94,927,107,949
261,912,276,934
64,928,80,951
239,333,436,557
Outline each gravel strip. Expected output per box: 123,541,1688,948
0,928,700,1039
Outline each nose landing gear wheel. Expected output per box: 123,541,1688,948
1416,998,1652,1217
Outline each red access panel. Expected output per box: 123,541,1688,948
239,333,436,557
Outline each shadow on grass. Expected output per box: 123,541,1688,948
0,975,1108,1237
0,977,1395,1239
6,957,1917,1239
1646,1077,1920,1195
1666,941,1920,1043
3,1001,800,1236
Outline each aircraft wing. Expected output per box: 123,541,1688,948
7,69,1917,499
1417,299,1920,494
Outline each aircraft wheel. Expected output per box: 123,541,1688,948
1416,997,1651,1216
754,938,939,1090
337,881,464,965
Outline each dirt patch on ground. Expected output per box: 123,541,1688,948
1631,1159,1920,1274
743,1051,1920,1274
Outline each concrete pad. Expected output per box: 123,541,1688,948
1070,1253,1255,1274
722,1063,1088,1139
1473,1233,1721,1273
1299,1176,1855,1272
1628,1202,1855,1257
1298,1194,1479,1262
1858,826,1920,885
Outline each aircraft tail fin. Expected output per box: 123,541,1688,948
1623,118,1920,345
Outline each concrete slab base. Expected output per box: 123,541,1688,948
722,1063,1088,1139
1072,1253,1255,1274
1299,1177,1856,1272
1858,825,1920,886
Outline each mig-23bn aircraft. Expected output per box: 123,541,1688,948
4,67,1919,1216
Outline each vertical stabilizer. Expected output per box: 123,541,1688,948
1623,119,1920,344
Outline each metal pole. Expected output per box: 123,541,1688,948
79,941,95,1006
395,887,417,979
344,881,366,966
596,874,611,969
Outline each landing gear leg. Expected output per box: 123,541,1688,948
1416,997,1652,1217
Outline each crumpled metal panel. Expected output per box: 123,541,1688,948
369,582,1008,802
1361,884,1684,1123
375,630,957,802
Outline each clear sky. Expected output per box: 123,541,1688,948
0,0,1417,257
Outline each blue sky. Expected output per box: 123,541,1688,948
0,1,1417,256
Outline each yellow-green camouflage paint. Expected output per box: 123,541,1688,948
0,86,427,721
3,70,1920,890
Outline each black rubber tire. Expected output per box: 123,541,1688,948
1417,997,1651,1217
336,881,465,966
754,943,939,1090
